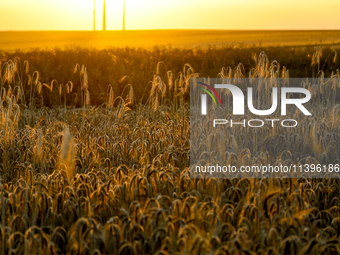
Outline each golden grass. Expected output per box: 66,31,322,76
1,30,340,51
0,47,340,254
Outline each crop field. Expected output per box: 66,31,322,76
1,30,340,51
0,43,340,254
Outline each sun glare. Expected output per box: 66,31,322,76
0,0,339,30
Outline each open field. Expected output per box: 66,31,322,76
1,44,339,107
1,30,340,51
1,42,340,253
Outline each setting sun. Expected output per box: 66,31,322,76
0,0,339,30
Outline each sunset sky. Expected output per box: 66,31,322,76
0,0,339,31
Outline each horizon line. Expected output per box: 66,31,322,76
1,28,340,32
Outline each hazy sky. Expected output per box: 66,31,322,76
0,0,339,30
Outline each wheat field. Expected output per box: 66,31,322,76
0,46,340,254
1,30,340,51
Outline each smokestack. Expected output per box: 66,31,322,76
93,0,96,31
123,0,125,31
103,0,106,31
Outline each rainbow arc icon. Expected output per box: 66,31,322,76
197,82,222,106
